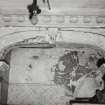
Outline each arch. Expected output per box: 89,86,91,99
0,29,105,104
0,30,105,59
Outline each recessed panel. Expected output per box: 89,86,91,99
8,47,104,105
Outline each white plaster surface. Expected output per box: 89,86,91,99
8,48,71,105
0,0,105,9
7,47,104,105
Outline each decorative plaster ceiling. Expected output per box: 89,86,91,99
39,0,105,9
0,0,105,27
0,0,105,15
0,0,105,9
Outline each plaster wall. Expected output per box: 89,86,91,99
0,22,105,105
0,0,105,105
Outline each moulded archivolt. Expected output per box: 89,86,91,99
0,29,105,59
